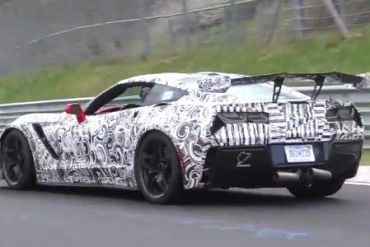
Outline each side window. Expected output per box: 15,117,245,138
143,84,188,105
97,85,149,114
109,86,143,105
85,82,187,115
85,83,153,115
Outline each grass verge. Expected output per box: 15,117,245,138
362,150,370,166
0,27,370,103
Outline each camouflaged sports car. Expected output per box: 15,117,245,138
0,72,368,203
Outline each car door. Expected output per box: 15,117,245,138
53,83,146,187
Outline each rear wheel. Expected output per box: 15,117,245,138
1,130,36,189
135,132,183,204
287,178,345,199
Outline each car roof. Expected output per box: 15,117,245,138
117,72,248,92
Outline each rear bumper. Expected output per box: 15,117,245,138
201,141,362,188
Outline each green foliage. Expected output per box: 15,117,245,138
0,29,369,103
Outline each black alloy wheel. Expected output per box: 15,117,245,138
1,130,35,189
135,132,183,204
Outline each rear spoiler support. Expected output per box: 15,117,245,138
272,77,284,103
311,75,325,100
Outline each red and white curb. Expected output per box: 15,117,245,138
346,166,370,186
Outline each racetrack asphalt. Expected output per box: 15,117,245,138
0,182,369,247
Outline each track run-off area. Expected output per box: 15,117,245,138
0,181,369,247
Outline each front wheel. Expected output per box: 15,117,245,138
135,132,183,204
1,129,36,189
287,178,345,199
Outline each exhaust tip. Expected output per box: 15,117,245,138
307,168,332,181
273,171,300,183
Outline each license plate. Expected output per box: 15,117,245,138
284,145,315,163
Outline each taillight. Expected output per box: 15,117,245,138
210,112,269,134
326,106,355,121
244,112,269,123
326,106,362,127
219,112,269,124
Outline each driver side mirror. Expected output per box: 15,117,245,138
64,103,86,123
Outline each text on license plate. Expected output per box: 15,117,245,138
284,145,315,163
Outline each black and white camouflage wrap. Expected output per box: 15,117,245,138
1,72,365,189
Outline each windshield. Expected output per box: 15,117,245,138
225,83,308,101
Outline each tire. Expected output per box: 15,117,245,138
287,178,345,199
1,129,36,189
135,131,183,204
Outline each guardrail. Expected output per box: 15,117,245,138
0,87,368,147
0,96,140,130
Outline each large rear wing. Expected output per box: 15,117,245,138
231,72,370,102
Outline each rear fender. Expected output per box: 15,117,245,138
135,107,216,190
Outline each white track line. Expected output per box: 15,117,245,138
345,181,370,186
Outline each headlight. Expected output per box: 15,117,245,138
326,106,355,121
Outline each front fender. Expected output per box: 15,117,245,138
0,113,67,179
